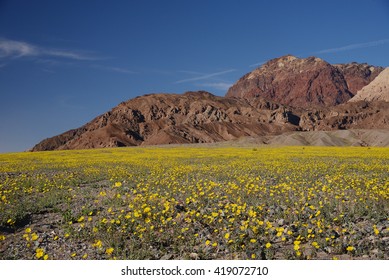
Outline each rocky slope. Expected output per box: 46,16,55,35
32,92,389,151
31,91,300,151
298,100,389,131
226,55,383,108
349,67,389,102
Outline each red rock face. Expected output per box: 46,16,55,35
226,55,383,108
334,63,383,94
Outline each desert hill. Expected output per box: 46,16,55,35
226,55,383,108
31,91,299,151
31,55,389,151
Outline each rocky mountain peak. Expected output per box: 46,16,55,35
226,55,383,108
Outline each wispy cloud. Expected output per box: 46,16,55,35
44,50,98,60
0,38,135,76
314,39,389,54
92,64,136,74
0,39,38,57
198,82,233,91
0,38,100,60
175,69,236,84
178,70,203,75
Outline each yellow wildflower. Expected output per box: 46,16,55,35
293,240,301,245
93,239,103,248
31,233,39,241
35,248,44,259
346,246,355,252
105,247,114,255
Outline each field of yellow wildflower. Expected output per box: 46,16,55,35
0,146,388,260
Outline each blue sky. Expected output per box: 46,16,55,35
1,0,389,153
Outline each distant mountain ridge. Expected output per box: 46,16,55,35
31,55,389,151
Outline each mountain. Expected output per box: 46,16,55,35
226,55,383,108
349,67,389,102
31,56,389,151
31,91,300,151
31,93,389,151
